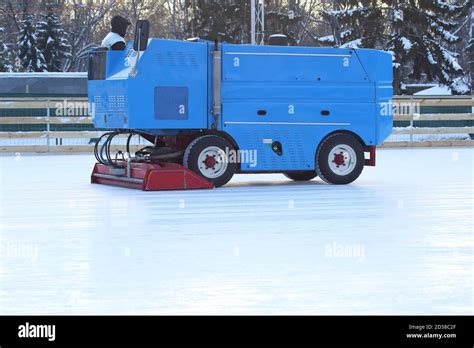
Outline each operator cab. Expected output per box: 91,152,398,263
88,20,150,81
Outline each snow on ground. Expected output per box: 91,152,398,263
0,72,87,78
411,79,471,95
414,85,452,95
0,148,473,315
387,132,471,142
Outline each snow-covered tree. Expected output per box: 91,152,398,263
17,14,47,72
37,7,71,72
468,8,474,91
390,0,470,94
317,4,386,49
0,27,13,72
181,0,314,45
265,4,306,45
183,0,250,43
317,0,471,95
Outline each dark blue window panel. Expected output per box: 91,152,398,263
154,86,188,120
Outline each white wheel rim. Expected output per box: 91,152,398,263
197,146,228,179
328,144,357,175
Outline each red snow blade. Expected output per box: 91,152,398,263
91,162,214,191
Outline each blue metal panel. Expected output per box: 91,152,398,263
375,83,394,144
154,87,188,120
219,43,387,171
354,49,394,144
221,44,368,82
88,79,128,128
127,40,208,130
88,40,209,131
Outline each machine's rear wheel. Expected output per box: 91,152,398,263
183,135,237,187
283,171,318,181
316,133,364,185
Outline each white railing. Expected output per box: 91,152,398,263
0,96,472,152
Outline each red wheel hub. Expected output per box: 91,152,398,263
203,155,216,168
333,153,345,166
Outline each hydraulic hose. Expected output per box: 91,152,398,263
94,130,182,167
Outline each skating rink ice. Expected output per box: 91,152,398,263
0,147,472,314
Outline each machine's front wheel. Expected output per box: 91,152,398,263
183,135,237,187
283,171,318,181
316,133,365,185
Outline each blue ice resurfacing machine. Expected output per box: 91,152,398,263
88,20,393,190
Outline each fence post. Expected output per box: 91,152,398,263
46,99,50,152
409,96,414,145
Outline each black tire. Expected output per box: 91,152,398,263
283,171,318,181
183,135,237,187
316,133,365,185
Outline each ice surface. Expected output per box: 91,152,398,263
0,148,473,315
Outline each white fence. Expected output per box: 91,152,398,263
0,96,472,153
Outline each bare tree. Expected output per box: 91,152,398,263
1,0,39,41
95,0,169,40
163,0,191,39
63,0,116,72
